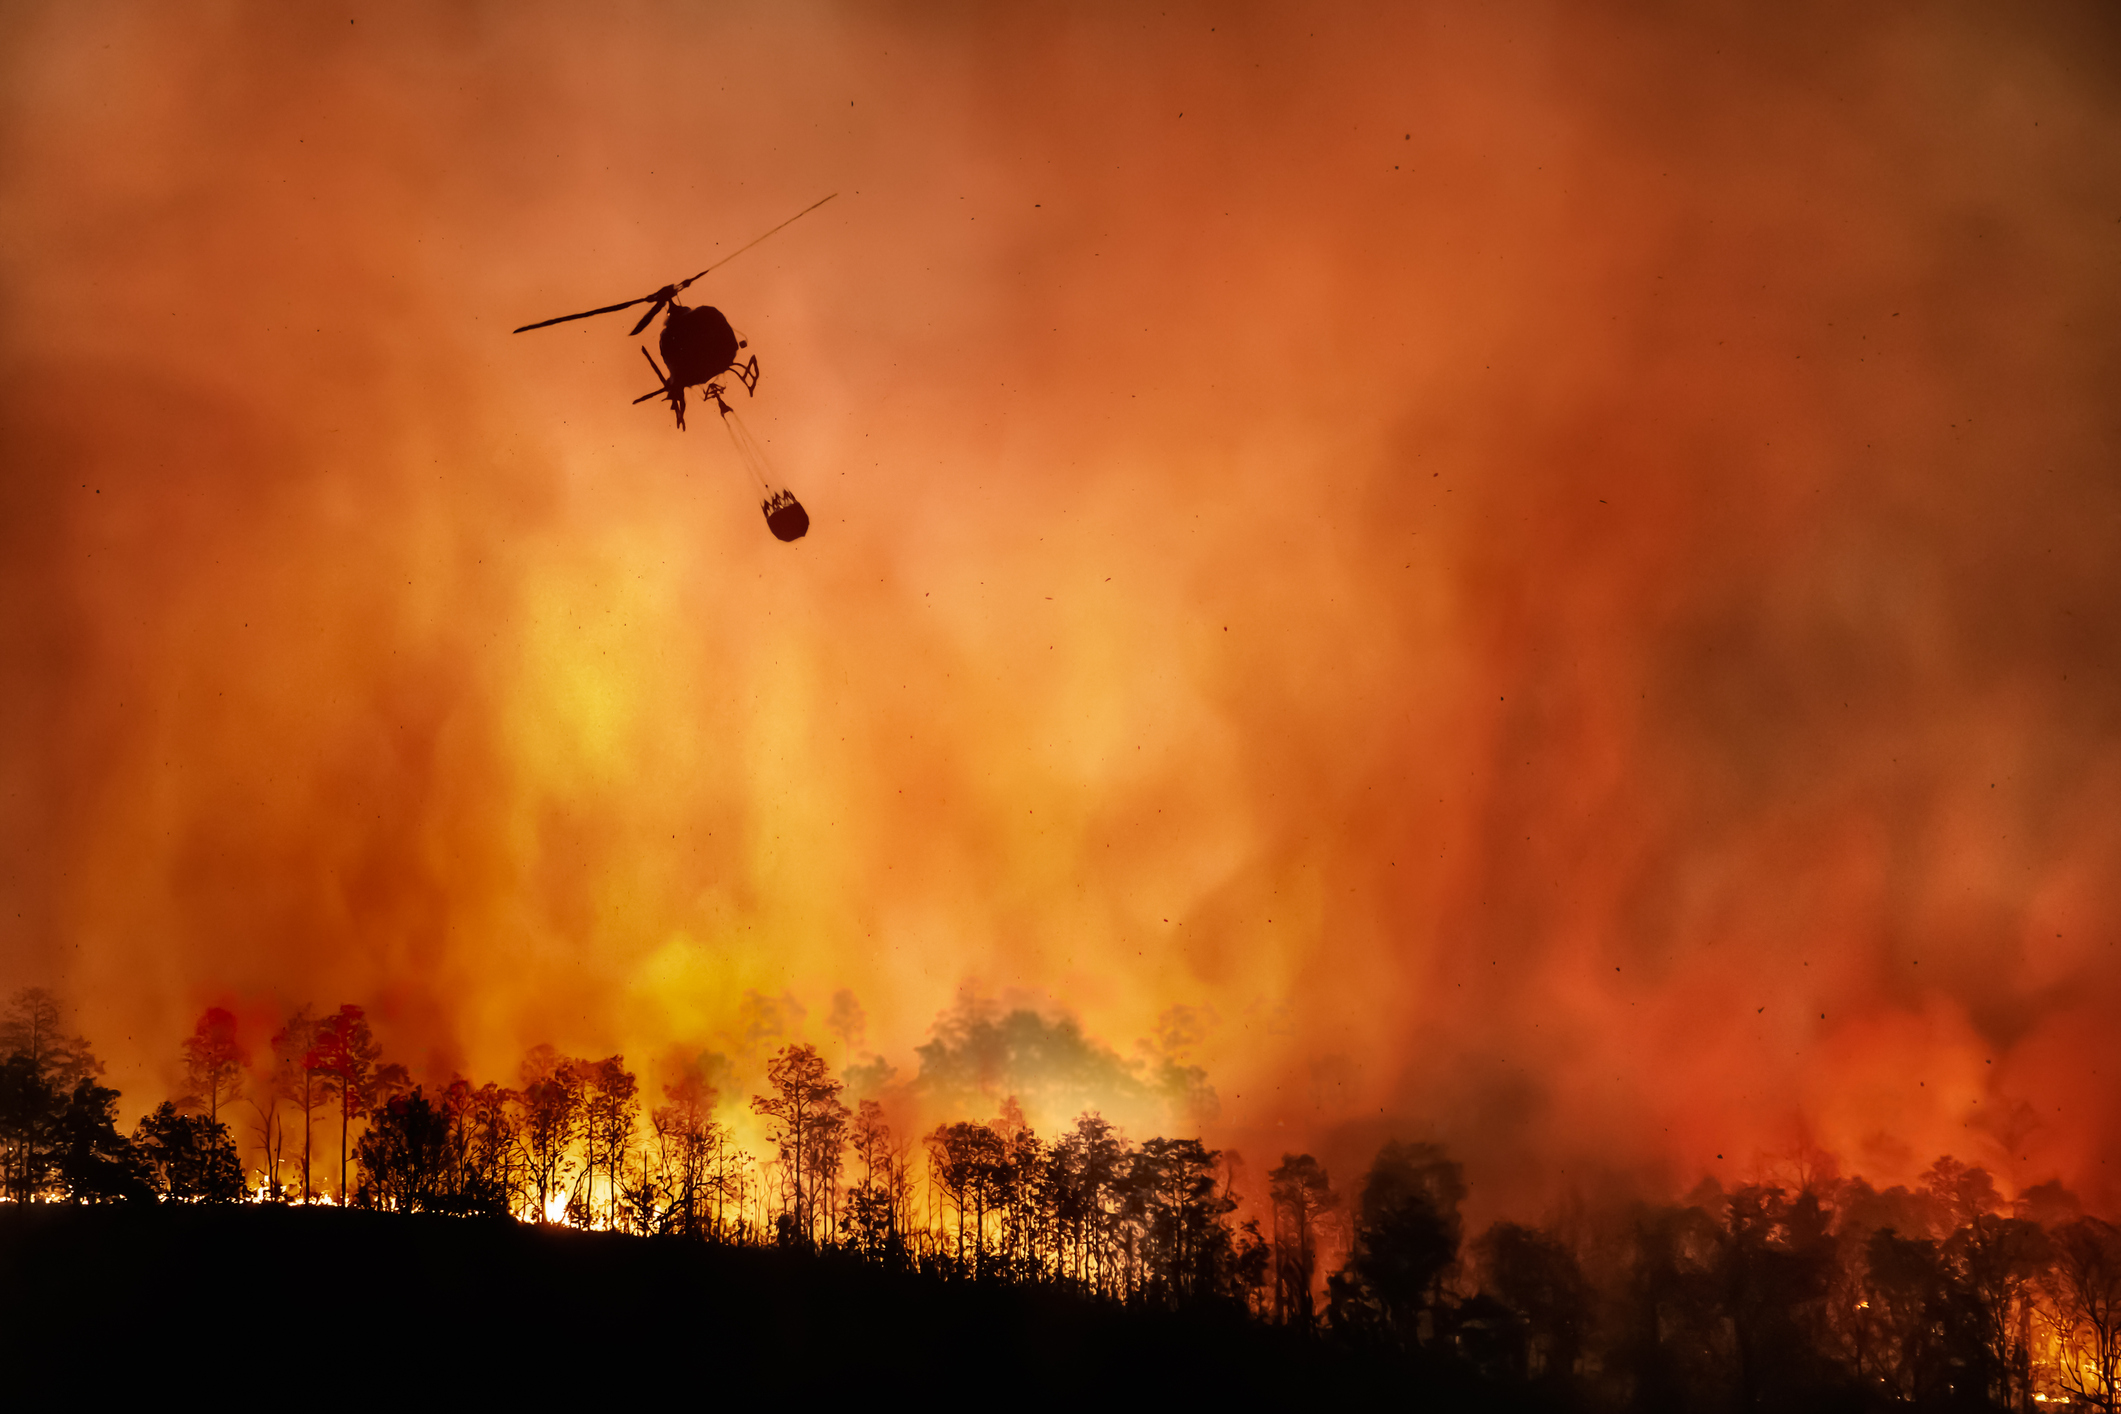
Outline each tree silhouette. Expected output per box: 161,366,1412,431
1054,1112,1126,1294
578,1056,639,1229
997,1109,1046,1280
1332,1140,1465,1346
57,987,2121,1404
645,1066,723,1238
177,1006,249,1127
0,988,101,1091
268,1006,324,1202
246,1014,291,1199
1613,1200,1732,1413
354,1086,463,1213
518,1044,585,1221
305,1004,381,1203
1132,1137,1241,1307
1472,1220,1589,1384
2046,1216,2121,1409
1718,1184,1840,1410
1233,1215,1272,1316
1268,1153,1336,1330
1858,1225,1952,1405
1950,1208,2050,1409
133,1100,244,1202
846,1099,903,1259
371,1059,413,1110
803,1089,851,1244
53,1077,150,1202
750,1043,844,1248
0,1052,62,1203
447,1078,523,1216
925,1118,1007,1274
1926,1153,2002,1230
0,988,107,1202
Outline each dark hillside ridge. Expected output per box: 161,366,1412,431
0,1207,1533,1408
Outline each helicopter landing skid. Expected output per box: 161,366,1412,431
633,347,692,428
634,354,757,431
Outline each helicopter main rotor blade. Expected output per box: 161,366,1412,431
513,193,833,335
512,293,657,334
628,295,672,337
672,192,838,292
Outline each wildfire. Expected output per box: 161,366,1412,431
11,983,2121,1412
4,0,2121,1272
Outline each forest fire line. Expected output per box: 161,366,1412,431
8,985,2121,1407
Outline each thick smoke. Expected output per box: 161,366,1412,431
3,1,2119,1219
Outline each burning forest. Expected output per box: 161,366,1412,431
9,983,2121,1409
4,1,2121,1407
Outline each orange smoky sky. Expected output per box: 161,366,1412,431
3,2,2120,1218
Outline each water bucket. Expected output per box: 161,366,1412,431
763,490,809,542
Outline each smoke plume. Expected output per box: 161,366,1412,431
3,1,2120,1220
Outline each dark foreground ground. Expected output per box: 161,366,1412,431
0,1206,1545,1408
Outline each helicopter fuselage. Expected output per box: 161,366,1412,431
660,303,741,388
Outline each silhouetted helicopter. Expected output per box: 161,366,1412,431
513,194,834,542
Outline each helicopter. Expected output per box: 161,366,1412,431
512,194,834,541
